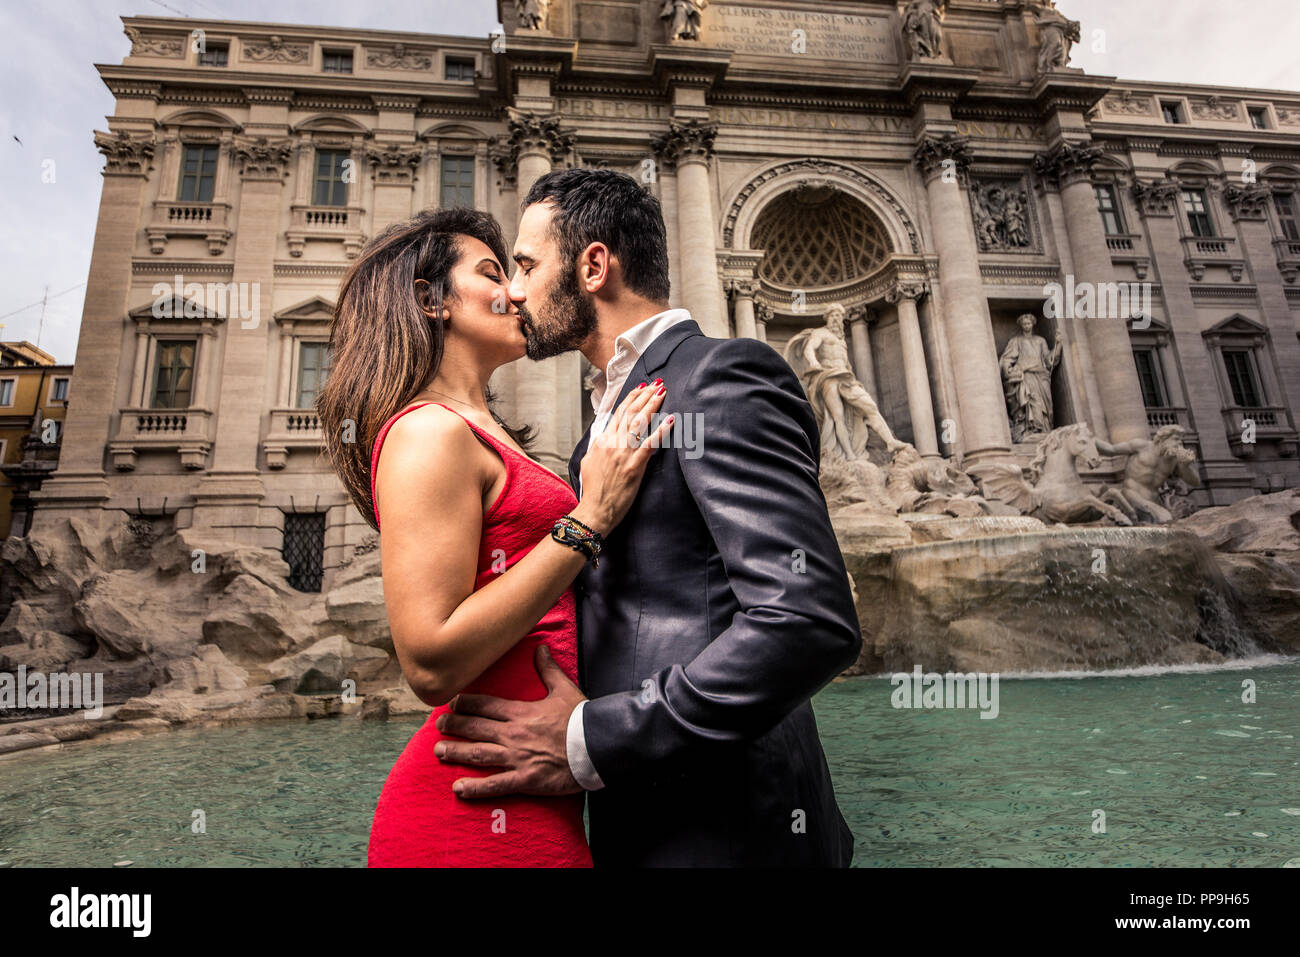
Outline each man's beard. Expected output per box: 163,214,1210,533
519,263,597,360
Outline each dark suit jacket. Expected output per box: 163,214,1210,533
567,318,862,867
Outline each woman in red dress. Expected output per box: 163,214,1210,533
317,207,669,867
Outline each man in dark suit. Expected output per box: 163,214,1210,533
436,168,862,866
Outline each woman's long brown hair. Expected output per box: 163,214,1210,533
317,207,533,532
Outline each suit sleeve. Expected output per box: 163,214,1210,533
580,338,863,786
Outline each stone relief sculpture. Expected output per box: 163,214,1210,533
1097,425,1202,524
978,423,1135,526
785,303,908,463
971,182,1033,251
901,0,946,60
516,0,550,30
1000,312,1062,442
660,0,708,41
1031,1,1082,72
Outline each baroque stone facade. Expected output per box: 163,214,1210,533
32,1,1300,589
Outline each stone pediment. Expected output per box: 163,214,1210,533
1204,313,1266,337
129,293,225,322
274,296,336,323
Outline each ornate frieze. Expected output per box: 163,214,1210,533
124,26,184,58
1102,92,1154,116
93,130,156,175
366,44,433,71
241,35,310,64
1191,96,1240,122
651,120,717,170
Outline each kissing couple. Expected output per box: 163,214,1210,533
319,167,862,867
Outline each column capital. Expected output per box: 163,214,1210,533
651,120,717,171
844,304,871,326
1032,140,1104,190
232,134,294,181
1223,183,1272,222
886,279,929,304
725,277,759,299
93,129,156,177
365,142,423,185
504,108,575,165
913,132,973,186
754,301,774,324
1130,177,1181,218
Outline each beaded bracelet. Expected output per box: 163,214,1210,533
551,515,603,568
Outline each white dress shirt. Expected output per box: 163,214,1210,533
565,307,693,791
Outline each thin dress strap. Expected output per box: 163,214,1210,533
370,401,520,530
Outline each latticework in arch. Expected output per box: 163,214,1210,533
751,187,891,288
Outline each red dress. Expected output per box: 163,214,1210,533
366,401,592,867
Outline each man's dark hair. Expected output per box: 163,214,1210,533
522,168,671,304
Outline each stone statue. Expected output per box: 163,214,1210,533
1097,425,1201,524
1000,312,1062,442
660,0,708,42
786,303,908,463
886,443,997,518
1032,1,1082,72
901,0,946,59
978,423,1135,526
516,0,550,30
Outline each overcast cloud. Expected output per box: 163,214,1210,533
1,0,1296,364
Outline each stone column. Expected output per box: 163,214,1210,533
886,280,940,457
506,111,579,474
913,134,1011,464
1035,141,1150,444
653,121,727,338
727,279,759,339
844,306,878,398
365,141,422,233
30,130,157,530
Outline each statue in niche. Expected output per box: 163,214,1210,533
516,0,550,30
901,0,946,60
1097,425,1201,524
971,182,1032,251
1032,1,1082,72
786,303,908,463
1000,312,1063,442
660,0,708,42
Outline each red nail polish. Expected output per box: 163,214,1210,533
653,378,663,386
638,381,647,388
656,385,666,395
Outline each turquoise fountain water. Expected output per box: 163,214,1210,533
1,657,1296,867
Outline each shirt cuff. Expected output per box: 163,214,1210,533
565,699,606,791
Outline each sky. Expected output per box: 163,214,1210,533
1,0,1297,366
